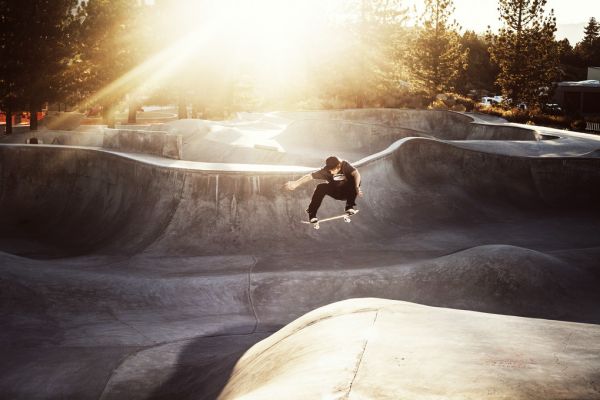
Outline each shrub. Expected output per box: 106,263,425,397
393,90,430,109
428,93,476,112
451,94,477,112
571,120,587,130
531,113,570,127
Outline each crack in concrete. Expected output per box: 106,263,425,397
345,310,379,400
106,308,154,343
96,255,262,400
248,255,259,334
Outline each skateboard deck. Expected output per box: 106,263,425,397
301,210,359,230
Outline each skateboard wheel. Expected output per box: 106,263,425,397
344,216,351,223
314,223,320,230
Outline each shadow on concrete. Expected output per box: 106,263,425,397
143,330,277,400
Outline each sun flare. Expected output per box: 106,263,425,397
179,0,336,88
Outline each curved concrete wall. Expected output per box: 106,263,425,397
0,146,186,256
103,128,182,159
278,109,541,141
0,128,182,159
1,138,599,257
0,110,543,166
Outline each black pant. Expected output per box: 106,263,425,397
307,182,358,218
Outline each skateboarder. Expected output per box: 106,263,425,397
284,156,362,224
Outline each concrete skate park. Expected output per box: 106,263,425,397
1,109,600,399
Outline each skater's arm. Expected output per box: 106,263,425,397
352,170,363,196
284,174,313,190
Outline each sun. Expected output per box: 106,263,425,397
171,0,335,90
79,0,351,111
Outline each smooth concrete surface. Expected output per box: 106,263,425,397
220,298,600,400
1,109,549,165
0,127,182,160
1,109,600,399
102,128,183,159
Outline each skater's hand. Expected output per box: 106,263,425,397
284,181,297,191
356,187,363,197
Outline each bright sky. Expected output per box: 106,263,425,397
407,0,600,43
145,0,597,44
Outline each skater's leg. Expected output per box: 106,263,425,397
307,183,334,218
342,182,359,211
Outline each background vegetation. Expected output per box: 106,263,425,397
1,0,599,132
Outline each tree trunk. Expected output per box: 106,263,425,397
102,106,116,129
5,108,13,134
29,102,40,131
178,97,187,119
128,100,137,124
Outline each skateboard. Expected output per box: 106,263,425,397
301,210,359,230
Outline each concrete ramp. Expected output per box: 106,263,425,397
220,299,600,400
1,110,600,399
1,136,599,256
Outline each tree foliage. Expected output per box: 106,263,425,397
2,0,600,126
0,0,79,131
574,17,600,67
75,0,150,125
408,0,468,95
314,0,411,108
487,0,560,107
455,31,498,94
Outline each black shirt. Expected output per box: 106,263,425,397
311,160,356,186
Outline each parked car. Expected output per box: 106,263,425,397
542,103,563,115
480,96,503,107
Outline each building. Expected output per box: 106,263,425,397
589,67,600,81
554,79,600,115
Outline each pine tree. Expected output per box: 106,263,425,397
314,0,410,108
408,0,468,96
576,17,600,67
583,17,599,45
358,0,410,106
0,0,22,134
76,0,146,127
487,0,559,107
455,31,498,94
0,0,79,132
557,39,587,81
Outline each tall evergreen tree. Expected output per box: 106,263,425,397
76,0,146,127
314,0,410,108
557,38,587,81
455,31,498,94
583,17,599,45
408,0,468,95
487,0,559,107
0,0,79,132
357,0,410,107
0,0,22,134
575,17,600,67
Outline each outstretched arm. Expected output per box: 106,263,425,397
352,170,363,196
284,174,313,190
